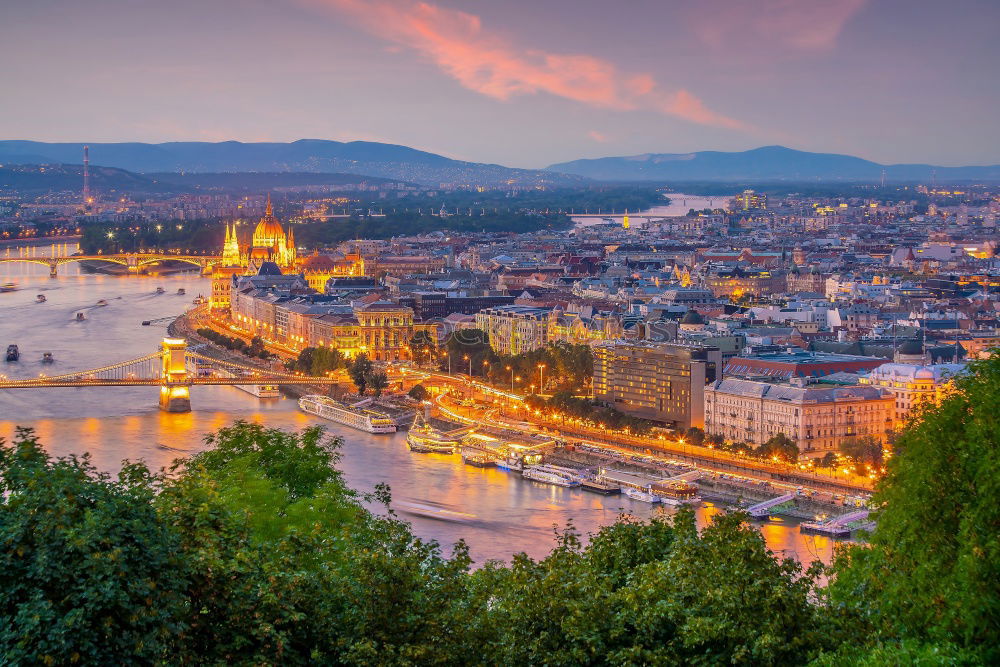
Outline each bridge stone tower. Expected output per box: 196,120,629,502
159,338,192,412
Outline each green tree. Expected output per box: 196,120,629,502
819,451,838,468
684,426,705,446
348,354,373,395
828,357,1000,662
476,510,836,665
838,434,884,474
408,383,429,401
756,432,799,463
367,371,389,398
0,428,187,664
408,331,436,367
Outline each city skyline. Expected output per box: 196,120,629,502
2,0,998,167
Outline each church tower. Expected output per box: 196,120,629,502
222,222,242,266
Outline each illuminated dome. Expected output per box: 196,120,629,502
252,197,285,247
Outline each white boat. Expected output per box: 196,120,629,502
75,312,86,321
651,480,701,506
210,367,281,398
624,487,661,503
298,394,396,433
405,410,470,453
155,287,166,294
521,464,582,488
237,383,281,398
192,295,206,305
36,294,46,303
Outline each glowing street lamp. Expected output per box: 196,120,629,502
538,363,546,393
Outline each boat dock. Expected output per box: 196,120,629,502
801,509,873,536
747,493,796,518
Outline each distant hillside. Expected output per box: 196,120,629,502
0,139,583,187
149,171,405,191
546,146,1000,182
0,164,410,196
0,163,176,195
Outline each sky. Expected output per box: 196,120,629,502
1,0,998,168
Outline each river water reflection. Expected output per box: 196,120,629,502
0,243,836,565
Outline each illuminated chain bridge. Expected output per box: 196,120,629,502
0,338,336,412
0,253,222,277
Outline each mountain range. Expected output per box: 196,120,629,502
0,140,996,185
546,146,1000,182
0,139,580,187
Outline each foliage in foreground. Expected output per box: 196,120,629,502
826,355,1000,663
3,357,1000,665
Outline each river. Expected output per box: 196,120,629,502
0,242,836,565
571,192,731,228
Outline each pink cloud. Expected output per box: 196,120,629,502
687,0,867,52
587,130,609,143
302,0,746,130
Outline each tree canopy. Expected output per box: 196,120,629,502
4,353,1000,664
826,356,1000,662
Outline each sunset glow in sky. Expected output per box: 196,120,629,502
2,0,997,167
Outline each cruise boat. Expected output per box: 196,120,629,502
298,394,396,433
237,383,281,398
406,410,470,453
623,487,661,503
495,454,524,472
5,344,19,362
461,452,496,468
0,283,17,293
651,480,701,506
580,478,622,495
36,294,46,303
192,295,207,305
41,352,54,363
521,464,582,488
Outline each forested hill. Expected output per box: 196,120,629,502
0,139,585,187
547,145,1000,182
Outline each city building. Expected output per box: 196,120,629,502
593,341,722,430
724,350,887,380
704,378,894,456
732,189,768,211
859,362,965,427
476,305,552,355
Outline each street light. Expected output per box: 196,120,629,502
463,354,471,376
538,363,546,393
506,365,513,391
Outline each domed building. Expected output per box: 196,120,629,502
248,195,296,270
679,309,706,331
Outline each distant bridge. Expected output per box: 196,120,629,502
0,253,222,277
0,338,335,412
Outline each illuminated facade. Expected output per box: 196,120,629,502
858,362,965,428
704,378,894,455
593,341,721,430
210,195,364,310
